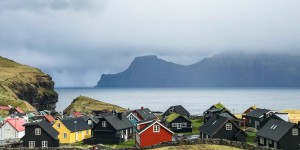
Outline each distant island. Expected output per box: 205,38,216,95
96,52,300,88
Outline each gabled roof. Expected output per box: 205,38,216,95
15,107,24,113
200,115,242,136
4,118,26,132
242,105,257,114
136,120,174,135
246,108,273,118
72,111,83,117
44,115,55,122
60,117,91,132
103,114,134,131
166,113,191,123
212,103,227,109
162,105,190,116
124,111,140,121
0,106,11,110
23,120,59,139
135,108,157,120
81,116,99,124
257,119,296,141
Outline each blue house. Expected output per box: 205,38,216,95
124,111,140,125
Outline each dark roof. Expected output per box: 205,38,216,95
81,116,99,124
257,119,296,141
200,115,241,136
60,117,91,132
136,108,156,120
246,108,272,118
104,114,134,130
162,105,190,116
23,120,59,139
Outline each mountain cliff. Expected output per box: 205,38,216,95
96,52,300,87
0,56,58,112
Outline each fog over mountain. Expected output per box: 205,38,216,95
0,0,300,87
97,52,300,87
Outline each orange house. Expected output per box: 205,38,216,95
135,120,174,148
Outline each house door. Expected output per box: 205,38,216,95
124,129,128,141
75,132,78,141
255,121,259,129
274,142,277,150
177,123,182,129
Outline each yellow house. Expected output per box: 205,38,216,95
52,117,92,144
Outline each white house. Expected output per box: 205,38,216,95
0,118,25,141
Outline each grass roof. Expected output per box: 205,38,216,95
166,113,181,123
214,103,226,109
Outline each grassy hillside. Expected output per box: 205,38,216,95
0,56,58,113
281,109,300,123
63,96,126,115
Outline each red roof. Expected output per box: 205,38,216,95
15,107,24,113
72,111,82,117
5,118,25,132
0,106,11,110
44,115,55,122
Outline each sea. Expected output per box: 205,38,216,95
55,88,300,115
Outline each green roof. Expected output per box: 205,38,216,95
27,113,35,118
166,113,181,123
214,103,226,109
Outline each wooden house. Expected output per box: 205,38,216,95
203,103,235,123
82,116,99,129
0,118,25,140
52,117,91,144
200,115,246,142
131,107,157,121
135,120,174,148
245,108,276,130
22,120,59,148
86,113,134,144
241,105,257,126
124,111,140,125
257,119,300,150
162,105,190,118
164,113,192,133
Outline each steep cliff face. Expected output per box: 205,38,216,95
0,56,58,112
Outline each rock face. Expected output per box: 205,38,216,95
96,52,300,87
63,96,126,115
0,56,58,112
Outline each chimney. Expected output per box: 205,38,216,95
263,113,267,119
141,107,144,110
117,113,123,120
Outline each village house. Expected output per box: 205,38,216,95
9,106,24,114
131,107,157,121
87,113,134,144
200,115,246,142
0,118,26,140
245,108,276,130
22,120,59,148
124,111,140,125
52,117,91,144
161,105,190,119
257,119,300,150
82,116,99,129
203,103,237,123
32,114,55,124
241,105,257,126
70,111,83,118
164,113,192,133
135,120,174,148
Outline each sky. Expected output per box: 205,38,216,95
0,0,300,87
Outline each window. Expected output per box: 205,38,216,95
88,120,92,125
35,128,41,135
42,141,48,148
86,130,89,134
226,123,232,130
172,123,177,127
181,123,187,127
129,115,134,120
292,128,298,136
153,125,160,132
169,109,174,113
57,123,60,128
137,125,140,130
63,133,68,139
102,121,107,127
29,141,35,148
260,137,264,144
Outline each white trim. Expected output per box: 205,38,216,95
136,120,154,126
137,120,174,135
126,113,140,121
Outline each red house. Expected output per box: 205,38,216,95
131,107,157,121
135,120,174,148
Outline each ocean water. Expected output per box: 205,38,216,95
55,88,300,115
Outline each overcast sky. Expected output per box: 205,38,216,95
0,0,300,87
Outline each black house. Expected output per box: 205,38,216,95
164,113,192,133
200,115,246,142
257,119,300,150
203,108,239,125
245,108,276,130
162,105,190,118
85,113,134,144
82,116,99,128
22,120,59,148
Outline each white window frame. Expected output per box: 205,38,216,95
42,141,48,148
129,115,134,120
172,123,177,127
292,128,298,136
181,123,187,127
169,109,174,113
102,121,107,127
260,137,264,144
63,133,68,139
88,120,92,125
29,141,35,148
153,125,160,132
57,123,60,128
35,128,41,135
226,123,232,130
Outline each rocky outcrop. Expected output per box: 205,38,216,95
0,56,58,112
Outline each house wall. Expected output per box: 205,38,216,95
213,121,245,142
278,126,300,150
139,123,172,148
92,118,122,144
0,123,24,140
22,126,59,147
247,116,261,129
168,117,192,133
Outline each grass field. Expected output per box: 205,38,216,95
105,139,135,149
151,144,243,150
281,109,300,123
246,132,256,144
